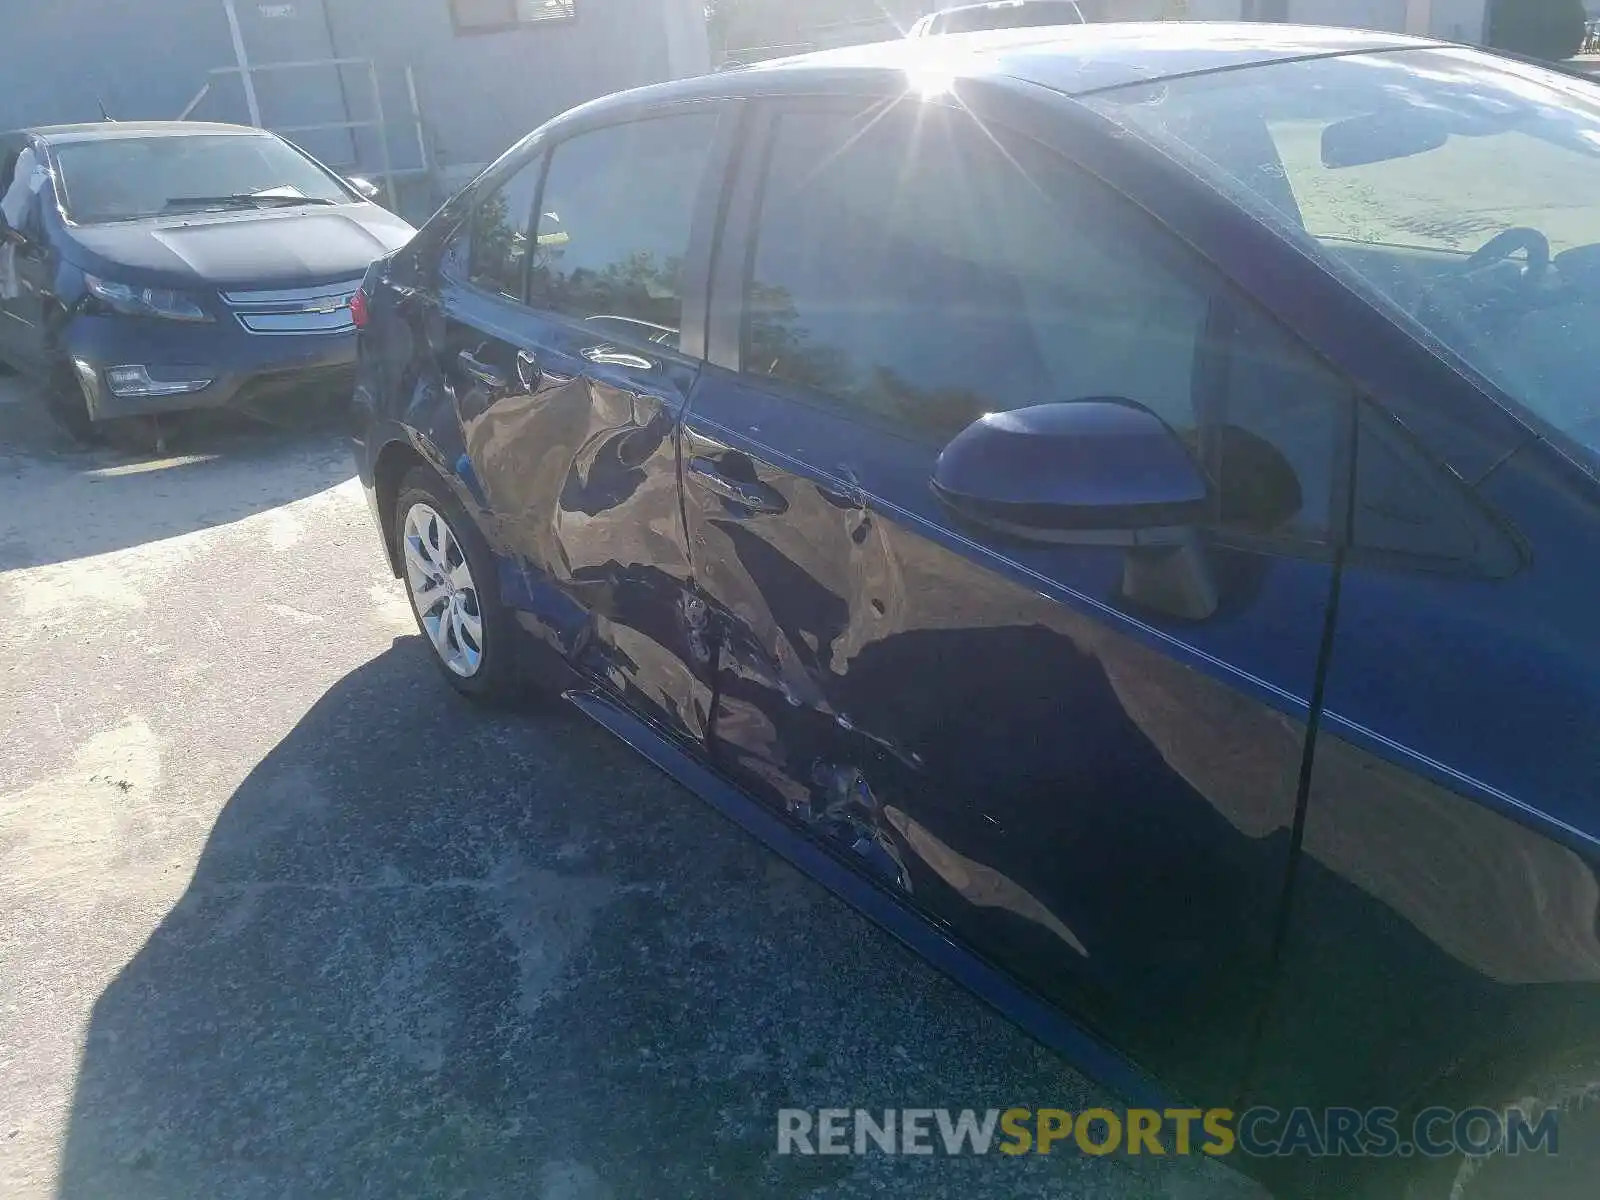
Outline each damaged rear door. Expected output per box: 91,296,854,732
446,102,729,742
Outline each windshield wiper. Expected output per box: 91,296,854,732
162,193,338,212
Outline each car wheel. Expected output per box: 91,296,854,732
45,359,101,443
394,467,517,701
1400,1056,1600,1199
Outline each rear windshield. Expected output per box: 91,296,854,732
52,133,352,224
931,2,1083,33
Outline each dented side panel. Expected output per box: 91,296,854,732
430,277,713,742
680,364,1330,1105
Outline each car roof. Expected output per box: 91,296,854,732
14,121,266,146
597,22,1438,119
750,21,1434,94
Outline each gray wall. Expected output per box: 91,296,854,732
319,0,703,173
1175,0,1486,36
1287,0,1409,30
1427,0,1488,41
0,0,709,214
0,0,236,129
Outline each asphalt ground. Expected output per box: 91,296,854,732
0,372,1262,1199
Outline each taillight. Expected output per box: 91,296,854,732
350,287,369,330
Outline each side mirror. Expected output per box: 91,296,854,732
932,399,1218,619
346,175,382,202
933,399,1209,541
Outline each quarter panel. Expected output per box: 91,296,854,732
1250,727,1600,1195
1253,439,1600,1191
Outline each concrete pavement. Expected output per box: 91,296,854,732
0,374,1261,1199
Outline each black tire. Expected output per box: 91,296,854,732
102,415,170,455
394,467,518,702
1398,1055,1600,1200
46,359,101,444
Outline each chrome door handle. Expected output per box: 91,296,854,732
581,344,654,371
687,456,787,515
457,348,507,390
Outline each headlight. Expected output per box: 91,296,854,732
84,275,212,323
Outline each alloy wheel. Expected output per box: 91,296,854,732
401,501,484,677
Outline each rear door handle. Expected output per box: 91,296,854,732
581,344,654,371
687,456,788,515
457,348,507,390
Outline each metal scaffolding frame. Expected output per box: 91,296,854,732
178,56,436,209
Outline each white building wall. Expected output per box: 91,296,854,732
1141,0,1487,40
662,0,713,77
1288,0,1409,31
1426,0,1488,40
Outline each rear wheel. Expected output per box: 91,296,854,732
1401,1054,1600,1199
394,468,517,701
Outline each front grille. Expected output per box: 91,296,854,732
221,278,362,336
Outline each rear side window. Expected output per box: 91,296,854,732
469,154,544,301
529,113,718,351
743,101,1351,542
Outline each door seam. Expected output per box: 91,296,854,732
1238,394,1359,1108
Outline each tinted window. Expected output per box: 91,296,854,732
746,102,1348,540
469,154,543,301
1353,401,1487,565
530,113,717,351
51,134,351,224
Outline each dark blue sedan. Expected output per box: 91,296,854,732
351,24,1600,1196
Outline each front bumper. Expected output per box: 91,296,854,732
64,310,357,420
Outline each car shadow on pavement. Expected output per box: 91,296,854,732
52,637,1252,1200
0,381,356,571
